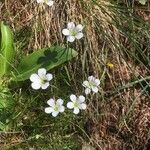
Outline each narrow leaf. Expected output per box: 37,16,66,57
0,22,15,76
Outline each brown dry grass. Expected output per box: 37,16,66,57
1,0,150,149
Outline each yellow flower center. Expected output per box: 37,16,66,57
107,62,114,68
70,29,77,36
74,101,79,107
54,105,59,111
40,78,47,84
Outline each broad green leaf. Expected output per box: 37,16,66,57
0,21,15,76
13,46,78,81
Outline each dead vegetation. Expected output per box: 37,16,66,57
0,0,150,149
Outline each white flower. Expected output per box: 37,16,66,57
62,22,84,42
139,0,147,5
82,76,100,95
67,95,86,114
45,98,65,117
30,68,53,90
37,0,54,6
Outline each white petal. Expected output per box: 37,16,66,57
80,103,87,110
45,107,53,114
82,81,90,88
58,106,65,112
45,0,54,6
37,0,44,3
78,95,85,103
46,73,53,81
85,88,91,95
92,87,99,93
67,36,75,42
56,99,64,105
88,76,94,81
75,32,83,39
52,111,59,117
70,94,77,102
62,29,70,36
31,82,41,90
67,22,75,29
47,99,55,106
30,74,40,82
41,82,49,89
73,108,80,114
95,79,100,86
67,102,74,109
38,68,47,77
76,24,84,32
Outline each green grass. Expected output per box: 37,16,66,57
0,67,87,149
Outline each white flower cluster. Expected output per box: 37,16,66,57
30,68,100,117
31,1,100,117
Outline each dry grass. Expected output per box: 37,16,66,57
1,0,150,149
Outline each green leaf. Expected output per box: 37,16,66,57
13,46,78,81
0,21,15,76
